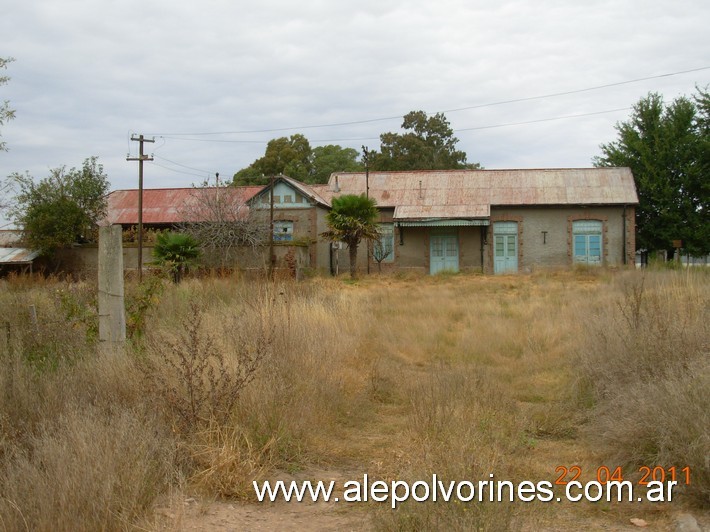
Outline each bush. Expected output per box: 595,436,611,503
153,232,201,282
140,302,273,432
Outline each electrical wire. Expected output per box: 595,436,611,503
154,106,633,144
153,154,214,174
148,160,210,179
146,106,634,178
139,64,708,178
145,66,709,137
454,107,632,132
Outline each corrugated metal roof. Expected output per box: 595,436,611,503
0,247,40,264
324,168,638,220
104,186,262,225
104,168,638,225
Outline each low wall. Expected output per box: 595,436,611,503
52,243,310,278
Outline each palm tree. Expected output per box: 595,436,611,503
153,232,201,282
322,194,379,279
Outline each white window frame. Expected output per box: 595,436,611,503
373,223,395,263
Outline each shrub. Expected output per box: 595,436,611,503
153,232,201,282
140,302,273,432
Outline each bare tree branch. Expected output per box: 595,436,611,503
177,175,269,269
0,177,13,214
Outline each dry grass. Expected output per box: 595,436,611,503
0,267,707,530
0,345,174,531
573,270,710,504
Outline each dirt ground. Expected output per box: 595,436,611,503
153,482,709,532
151,436,709,531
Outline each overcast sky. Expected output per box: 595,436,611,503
1,0,709,227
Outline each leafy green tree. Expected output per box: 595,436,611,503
234,134,313,185
594,91,709,257
369,111,479,171
310,145,363,183
152,232,201,283
0,57,15,152
235,138,365,185
321,194,379,279
694,87,710,227
10,157,110,256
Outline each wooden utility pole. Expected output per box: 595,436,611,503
127,135,154,281
362,146,371,274
362,145,370,199
268,174,275,280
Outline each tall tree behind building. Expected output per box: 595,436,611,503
594,90,709,257
369,111,480,171
233,137,362,185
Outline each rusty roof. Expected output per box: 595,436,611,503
324,168,638,220
104,168,638,225
0,247,40,264
104,186,262,225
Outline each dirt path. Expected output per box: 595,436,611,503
151,405,709,531
156,482,369,531
154,481,708,532
151,404,409,531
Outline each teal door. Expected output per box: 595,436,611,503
572,220,603,265
493,222,518,274
430,234,459,274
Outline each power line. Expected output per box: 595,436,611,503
157,136,267,144
454,107,632,132
154,106,633,145
441,67,709,114
146,106,634,177
149,160,209,179
146,66,709,137
153,155,213,174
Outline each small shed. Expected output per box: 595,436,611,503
0,247,41,274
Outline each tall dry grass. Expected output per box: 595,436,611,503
0,274,381,527
0,268,706,530
0,341,175,531
138,277,379,498
361,274,584,530
573,269,709,504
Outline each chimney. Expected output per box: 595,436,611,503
334,174,340,192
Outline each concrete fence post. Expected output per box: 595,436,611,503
98,225,126,344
